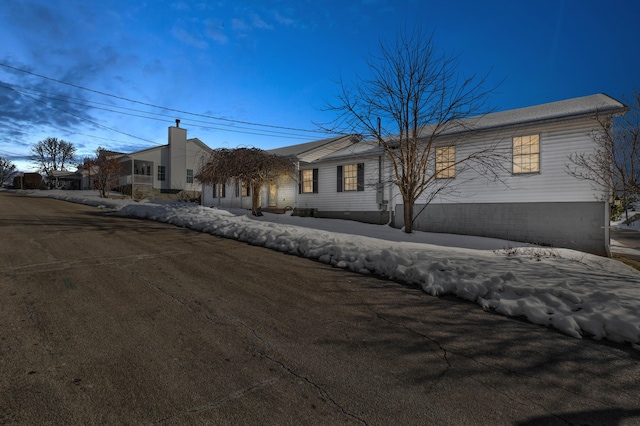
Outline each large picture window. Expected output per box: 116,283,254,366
513,135,540,174
435,146,456,179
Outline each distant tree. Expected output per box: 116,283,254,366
566,90,640,221
197,148,295,216
92,148,123,198
31,137,76,177
0,156,16,186
323,26,505,233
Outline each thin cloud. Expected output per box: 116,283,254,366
274,12,295,26
231,18,249,31
251,14,273,30
171,26,208,49
170,1,190,11
205,21,229,45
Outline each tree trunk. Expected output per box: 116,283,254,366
403,198,413,233
251,183,262,216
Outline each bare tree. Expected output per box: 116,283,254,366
91,148,124,198
323,27,504,233
197,148,295,216
31,137,76,178
0,156,16,186
566,91,639,220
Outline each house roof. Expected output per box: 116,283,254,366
268,134,361,163
431,93,627,137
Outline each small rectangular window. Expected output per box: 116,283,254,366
186,169,193,183
241,181,250,197
343,164,358,191
337,163,364,192
435,146,456,179
157,165,166,181
213,183,225,198
513,135,540,174
301,169,316,193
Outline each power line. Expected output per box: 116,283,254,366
4,84,323,139
0,62,333,135
1,84,157,145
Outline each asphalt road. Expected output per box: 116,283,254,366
1,192,640,425
611,227,640,269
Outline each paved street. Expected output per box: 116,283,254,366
1,192,640,425
612,227,640,269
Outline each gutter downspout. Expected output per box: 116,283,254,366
294,160,300,211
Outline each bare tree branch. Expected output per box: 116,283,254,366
321,26,501,232
0,156,16,186
31,137,76,177
197,148,295,216
566,90,639,220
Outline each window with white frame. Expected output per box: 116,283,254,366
186,169,193,183
157,165,166,181
435,146,456,179
513,135,540,174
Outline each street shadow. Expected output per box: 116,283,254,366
516,408,640,425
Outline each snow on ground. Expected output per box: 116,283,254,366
18,189,640,348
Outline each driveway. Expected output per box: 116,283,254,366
1,192,640,425
611,227,640,269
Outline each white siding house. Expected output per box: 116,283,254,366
117,121,211,198
202,94,627,256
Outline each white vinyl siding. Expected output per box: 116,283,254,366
297,157,381,212
410,118,606,204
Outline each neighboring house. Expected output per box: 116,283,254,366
202,94,627,256
116,121,211,198
201,135,362,211
12,172,43,190
48,169,82,189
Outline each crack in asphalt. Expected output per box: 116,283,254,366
137,274,368,424
259,352,368,426
364,303,620,421
229,316,368,425
365,304,452,389
153,377,281,423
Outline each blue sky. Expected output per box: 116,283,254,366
1,0,639,172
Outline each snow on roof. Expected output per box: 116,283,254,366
439,93,627,136
268,134,361,163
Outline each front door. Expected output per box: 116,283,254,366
268,183,277,207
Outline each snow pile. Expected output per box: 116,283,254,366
19,190,640,347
